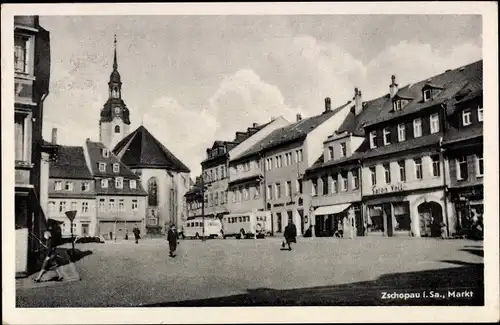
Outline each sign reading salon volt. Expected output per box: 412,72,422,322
372,183,405,195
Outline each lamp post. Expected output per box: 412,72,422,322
200,176,211,241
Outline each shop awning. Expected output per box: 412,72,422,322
314,203,351,216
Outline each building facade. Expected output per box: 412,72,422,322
84,139,147,239
47,138,97,237
14,15,55,276
113,126,191,234
230,98,353,236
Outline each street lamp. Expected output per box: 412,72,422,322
200,176,211,241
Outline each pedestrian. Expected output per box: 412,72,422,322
283,220,297,251
132,225,141,244
167,224,178,257
440,221,447,239
34,225,64,283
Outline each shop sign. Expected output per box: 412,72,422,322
371,183,405,195
273,203,284,208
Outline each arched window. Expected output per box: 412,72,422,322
148,177,158,206
114,125,120,133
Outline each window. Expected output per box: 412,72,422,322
478,106,483,122
475,152,484,177
215,168,219,180
423,89,432,102
102,149,109,158
82,202,89,213
369,131,377,149
277,156,283,168
383,164,391,184
413,119,422,138
397,123,406,142
431,155,441,177
328,146,334,160
101,179,108,188
115,177,123,189
286,181,292,197
48,201,56,214
131,199,138,211
14,35,29,73
462,109,472,126
430,113,440,134
383,128,391,145
276,183,282,198
71,201,77,211
59,201,66,213
414,158,423,180
340,173,348,192
340,143,347,157
398,160,406,182
393,100,402,111
65,181,73,191
456,156,468,180
81,182,90,192
296,179,303,194
148,178,158,206
109,199,116,211
370,167,377,186
113,163,120,173
54,181,62,191
98,199,106,212
14,114,26,161
296,149,303,162
330,174,338,194
98,162,106,172
129,180,136,189
254,186,260,199
242,188,248,201
322,176,329,195
311,179,318,196
352,170,359,190
267,185,273,200
114,125,120,133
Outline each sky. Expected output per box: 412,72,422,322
40,15,482,177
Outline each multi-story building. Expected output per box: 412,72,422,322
185,177,203,219
229,98,353,236
305,88,370,237
84,139,147,239
47,132,97,238
197,117,289,220
14,16,55,276
442,63,483,236
322,61,481,239
113,125,191,234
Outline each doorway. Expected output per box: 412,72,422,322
81,223,89,236
418,201,443,237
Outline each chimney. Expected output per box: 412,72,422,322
389,75,398,99
296,113,302,122
324,97,332,112
354,88,363,116
253,122,258,128
51,128,57,144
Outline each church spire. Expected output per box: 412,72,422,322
113,33,118,70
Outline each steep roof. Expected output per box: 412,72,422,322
364,60,482,128
113,125,190,173
50,146,93,179
86,140,140,178
235,102,351,162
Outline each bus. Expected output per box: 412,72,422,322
182,217,223,239
222,211,271,239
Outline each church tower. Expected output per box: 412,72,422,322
99,34,131,150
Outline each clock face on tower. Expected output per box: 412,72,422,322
114,107,121,114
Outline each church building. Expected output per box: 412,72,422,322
98,36,191,235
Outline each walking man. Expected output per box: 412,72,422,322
34,225,64,283
283,220,297,251
167,224,178,257
132,225,141,244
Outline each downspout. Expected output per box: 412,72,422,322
260,152,271,235
440,102,450,237
357,157,365,236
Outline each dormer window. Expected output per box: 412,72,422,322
101,179,108,188
478,106,483,122
328,146,334,160
340,143,347,157
113,163,120,173
102,148,109,158
462,109,472,126
423,89,432,102
130,179,137,189
393,100,402,111
115,177,123,189
369,131,377,149
383,128,391,145
98,162,106,172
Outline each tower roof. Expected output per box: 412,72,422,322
109,34,121,84
113,125,191,173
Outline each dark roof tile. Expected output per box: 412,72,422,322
49,146,93,179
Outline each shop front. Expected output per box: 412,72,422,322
449,185,483,238
313,203,360,238
364,196,411,237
